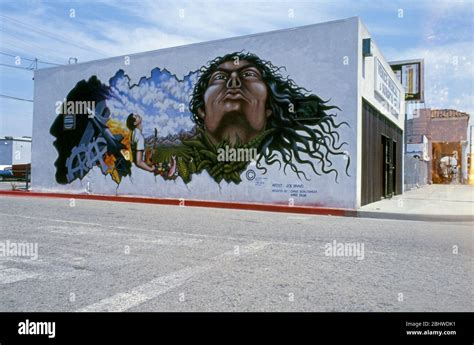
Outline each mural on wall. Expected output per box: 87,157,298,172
50,51,350,186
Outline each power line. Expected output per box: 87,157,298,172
0,36,57,63
0,51,62,66
0,14,109,58
0,32,68,64
0,62,34,71
0,94,34,102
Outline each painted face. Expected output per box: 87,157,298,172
199,60,272,145
133,114,142,127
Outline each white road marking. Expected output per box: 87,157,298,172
368,250,388,255
287,216,312,220
0,257,94,282
131,237,203,246
1,212,310,248
36,225,203,247
0,265,40,284
0,213,101,226
76,241,269,312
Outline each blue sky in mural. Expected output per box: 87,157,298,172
106,68,198,138
0,0,472,137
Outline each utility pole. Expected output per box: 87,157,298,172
469,125,474,185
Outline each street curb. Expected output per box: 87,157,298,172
0,190,356,217
356,211,473,222
1,190,471,222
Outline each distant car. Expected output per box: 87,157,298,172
0,165,13,181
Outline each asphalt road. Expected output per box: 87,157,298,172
0,195,472,312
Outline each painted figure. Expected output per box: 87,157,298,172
187,51,350,182
50,51,349,186
125,113,155,173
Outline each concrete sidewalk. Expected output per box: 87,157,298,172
358,184,474,222
0,181,28,191
2,182,472,222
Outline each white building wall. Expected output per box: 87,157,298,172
0,140,12,165
12,140,32,165
0,139,31,165
32,17,367,208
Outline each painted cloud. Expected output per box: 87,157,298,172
106,68,199,138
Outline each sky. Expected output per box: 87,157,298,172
0,0,472,138
107,67,198,137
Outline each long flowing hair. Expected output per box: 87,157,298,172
190,51,350,181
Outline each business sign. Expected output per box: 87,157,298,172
390,59,424,102
374,57,401,117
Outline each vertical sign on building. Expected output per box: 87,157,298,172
374,57,401,117
390,59,424,102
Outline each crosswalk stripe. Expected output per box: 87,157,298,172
77,241,269,312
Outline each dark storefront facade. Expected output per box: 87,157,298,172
361,99,403,206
